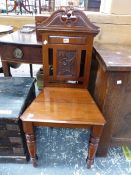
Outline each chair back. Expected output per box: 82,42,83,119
37,9,99,88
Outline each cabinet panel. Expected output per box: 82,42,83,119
89,52,131,156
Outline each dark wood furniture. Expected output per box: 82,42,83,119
0,30,42,76
89,43,131,156
0,77,35,162
20,9,105,168
0,16,48,76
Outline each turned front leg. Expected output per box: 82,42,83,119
87,125,104,168
23,122,37,167
2,61,11,77
26,133,37,167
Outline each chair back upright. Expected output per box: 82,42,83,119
37,9,100,88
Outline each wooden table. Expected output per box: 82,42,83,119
0,31,42,76
89,43,131,156
0,31,131,156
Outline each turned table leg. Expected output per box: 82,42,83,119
22,122,37,167
2,61,11,76
87,125,104,168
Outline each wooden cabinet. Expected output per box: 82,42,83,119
89,43,131,156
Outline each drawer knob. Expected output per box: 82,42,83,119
13,48,23,59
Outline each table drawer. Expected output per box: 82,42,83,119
1,44,42,64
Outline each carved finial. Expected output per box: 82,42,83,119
61,9,77,25
67,11,71,18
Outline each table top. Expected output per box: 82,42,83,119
94,42,131,71
0,30,41,46
0,25,13,34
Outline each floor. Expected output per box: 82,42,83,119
0,63,131,175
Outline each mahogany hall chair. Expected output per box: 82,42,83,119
20,9,105,168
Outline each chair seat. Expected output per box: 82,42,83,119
21,87,105,127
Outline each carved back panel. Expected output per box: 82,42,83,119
39,9,99,88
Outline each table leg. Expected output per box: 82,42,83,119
29,64,33,77
2,61,11,76
0,67,3,73
22,122,37,167
87,125,104,168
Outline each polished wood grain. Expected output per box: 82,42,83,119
20,9,105,168
21,87,105,126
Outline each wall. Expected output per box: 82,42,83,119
0,15,35,31
100,0,131,15
87,12,131,44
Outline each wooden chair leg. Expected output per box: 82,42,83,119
26,133,37,167
87,125,104,169
22,122,37,167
